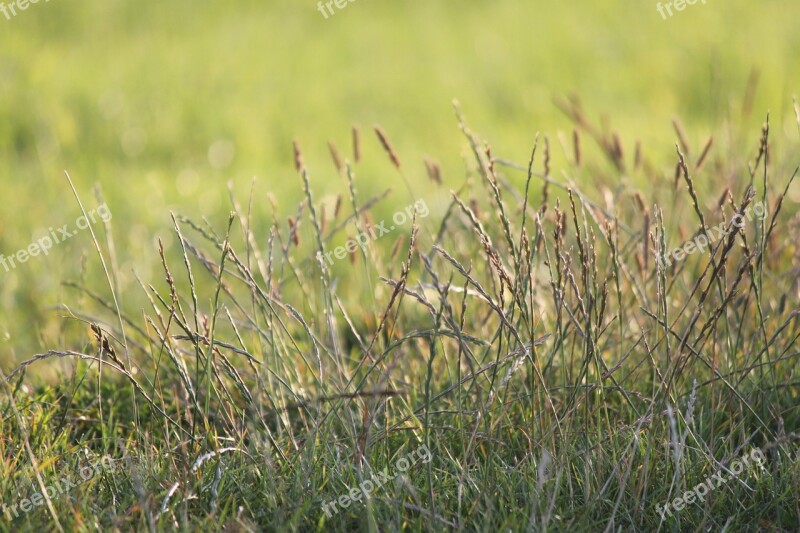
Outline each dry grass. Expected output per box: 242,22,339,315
1,100,800,532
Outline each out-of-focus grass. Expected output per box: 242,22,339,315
1,0,799,363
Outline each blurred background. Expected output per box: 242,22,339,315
1,0,799,366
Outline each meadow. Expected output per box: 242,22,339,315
1,1,800,531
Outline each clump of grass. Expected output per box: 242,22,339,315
1,100,799,532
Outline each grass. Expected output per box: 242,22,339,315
2,0,800,359
1,99,799,531
2,2,800,531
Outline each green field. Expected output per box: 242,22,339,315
2,0,799,360
1,1,800,531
